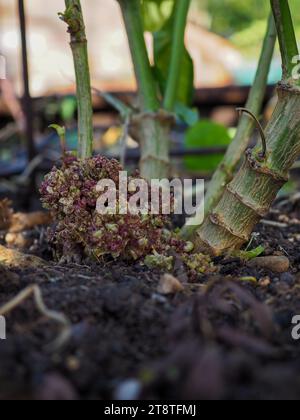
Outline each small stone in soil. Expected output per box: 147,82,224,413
259,277,271,287
157,274,184,295
248,256,290,273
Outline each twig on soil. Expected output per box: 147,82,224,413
260,219,288,228
0,285,71,352
71,274,94,281
278,192,300,208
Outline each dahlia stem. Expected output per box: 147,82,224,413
117,0,159,112
163,0,191,111
61,0,93,158
271,0,299,84
196,85,300,256
117,0,172,180
181,13,277,238
194,2,300,256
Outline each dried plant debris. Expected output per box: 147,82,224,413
9,212,52,233
0,199,13,230
0,199,51,234
0,245,46,269
5,232,33,250
0,284,70,351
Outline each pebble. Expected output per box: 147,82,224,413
157,274,184,295
248,256,290,273
259,277,271,287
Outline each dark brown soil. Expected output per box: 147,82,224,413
0,197,300,400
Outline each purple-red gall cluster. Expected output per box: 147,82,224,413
40,155,181,261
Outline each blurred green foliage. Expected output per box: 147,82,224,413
197,0,300,36
141,0,174,32
184,120,232,173
142,0,195,119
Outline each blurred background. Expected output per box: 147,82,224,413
3,0,298,95
0,0,300,205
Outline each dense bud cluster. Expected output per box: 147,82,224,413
40,156,181,261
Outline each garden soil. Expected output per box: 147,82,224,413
0,196,300,400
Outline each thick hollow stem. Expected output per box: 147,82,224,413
181,14,276,238
62,0,93,158
195,84,300,256
130,111,174,181
271,0,299,84
118,0,172,180
163,0,191,111
118,0,159,112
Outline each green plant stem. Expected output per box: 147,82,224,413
118,0,159,112
118,0,172,180
132,111,174,180
191,3,300,256
163,0,191,111
181,13,277,239
271,0,299,83
62,0,93,158
195,84,300,256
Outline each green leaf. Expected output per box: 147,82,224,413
235,245,265,261
49,124,66,140
174,103,199,126
184,120,232,173
153,12,194,106
60,96,77,122
49,124,67,154
141,0,174,32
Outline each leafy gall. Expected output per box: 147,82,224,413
41,156,176,261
